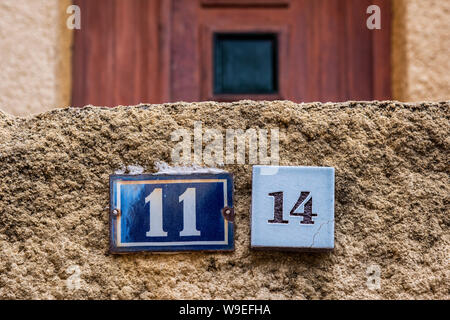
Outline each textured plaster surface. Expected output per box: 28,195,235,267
0,0,72,116
0,101,448,299
392,0,450,101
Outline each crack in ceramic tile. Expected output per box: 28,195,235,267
309,219,334,248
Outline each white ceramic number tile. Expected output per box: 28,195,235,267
251,166,335,251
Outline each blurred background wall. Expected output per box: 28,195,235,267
392,0,450,102
0,0,72,116
0,0,448,116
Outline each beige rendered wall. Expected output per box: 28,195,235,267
0,0,72,116
392,0,450,101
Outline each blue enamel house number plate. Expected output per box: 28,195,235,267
109,173,234,253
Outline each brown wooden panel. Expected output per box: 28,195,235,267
302,0,348,101
72,0,392,107
372,0,392,100
346,0,374,100
170,0,199,102
72,0,165,107
72,0,115,107
201,0,290,7
171,0,391,103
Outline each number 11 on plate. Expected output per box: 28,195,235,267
109,173,234,253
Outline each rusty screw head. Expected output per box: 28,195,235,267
221,207,234,222
112,209,119,216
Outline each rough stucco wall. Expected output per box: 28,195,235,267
0,0,72,116
0,101,448,300
392,0,450,101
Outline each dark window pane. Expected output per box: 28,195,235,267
214,33,278,94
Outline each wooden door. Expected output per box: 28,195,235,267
72,0,391,107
